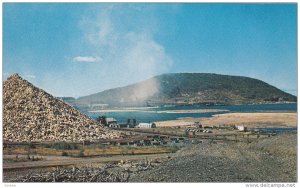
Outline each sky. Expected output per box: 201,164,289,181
3,3,297,97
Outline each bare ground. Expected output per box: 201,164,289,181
155,112,297,127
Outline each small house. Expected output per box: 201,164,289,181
119,123,135,128
106,117,117,124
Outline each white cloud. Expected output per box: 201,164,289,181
72,56,101,63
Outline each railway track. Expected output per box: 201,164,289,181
3,153,172,171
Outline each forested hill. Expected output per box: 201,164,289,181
76,73,297,107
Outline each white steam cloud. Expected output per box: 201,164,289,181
75,5,173,99
129,78,159,102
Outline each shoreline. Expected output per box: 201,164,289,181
88,102,296,113
89,109,230,113
154,112,297,128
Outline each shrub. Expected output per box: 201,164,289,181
169,146,179,153
62,151,68,156
28,142,36,149
50,142,79,150
78,149,85,157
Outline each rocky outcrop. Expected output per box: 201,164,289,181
3,74,122,142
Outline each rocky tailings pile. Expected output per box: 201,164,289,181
3,74,122,142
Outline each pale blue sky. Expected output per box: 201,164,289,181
3,3,297,97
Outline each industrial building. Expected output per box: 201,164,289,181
137,122,156,128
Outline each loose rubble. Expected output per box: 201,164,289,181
10,165,129,182
3,74,122,142
7,159,164,182
129,134,297,182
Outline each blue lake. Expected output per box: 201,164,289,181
84,103,297,123
254,127,297,133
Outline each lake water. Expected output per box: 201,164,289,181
254,127,297,133
85,103,297,123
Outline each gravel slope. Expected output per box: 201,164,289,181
129,133,297,182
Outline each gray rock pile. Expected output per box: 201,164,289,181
7,159,164,182
11,165,130,182
3,74,122,142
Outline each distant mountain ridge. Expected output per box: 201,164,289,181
76,73,297,107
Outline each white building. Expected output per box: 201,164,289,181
137,122,156,128
237,125,247,131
